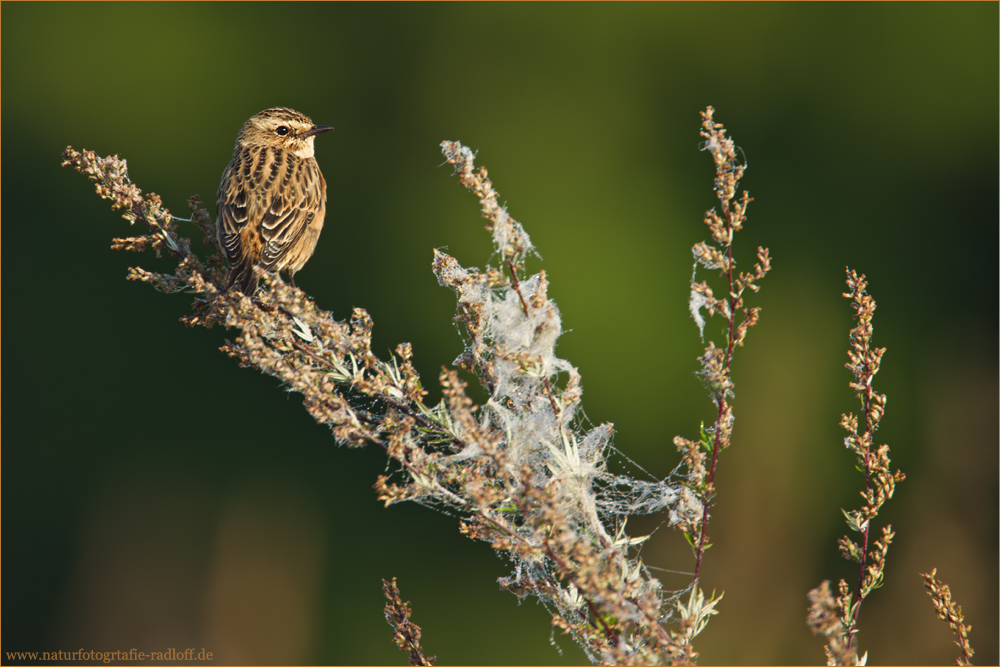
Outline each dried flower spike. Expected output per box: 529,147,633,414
921,569,975,666
809,269,905,664
383,577,435,666
678,107,770,585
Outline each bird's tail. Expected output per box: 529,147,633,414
226,262,260,295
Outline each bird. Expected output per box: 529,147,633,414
216,107,333,294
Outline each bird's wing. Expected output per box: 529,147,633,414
216,158,252,271
258,157,325,272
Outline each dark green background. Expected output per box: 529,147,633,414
3,3,997,665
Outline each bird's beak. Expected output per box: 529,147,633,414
303,125,334,138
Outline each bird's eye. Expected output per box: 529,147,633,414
275,126,290,136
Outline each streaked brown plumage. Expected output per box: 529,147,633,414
217,107,333,294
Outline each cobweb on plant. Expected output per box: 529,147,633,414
371,142,706,662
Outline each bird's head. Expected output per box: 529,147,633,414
236,107,333,158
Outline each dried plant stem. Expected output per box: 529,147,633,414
808,269,905,665
848,366,876,652
920,568,975,666
64,108,980,666
382,577,435,666
67,123,739,663
693,201,737,584
61,106,790,664
678,107,770,586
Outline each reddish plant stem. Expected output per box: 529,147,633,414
541,377,561,418
504,258,562,419
506,257,531,315
846,366,875,653
692,212,738,585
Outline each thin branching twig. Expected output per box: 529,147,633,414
673,107,770,587
921,569,975,666
807,270,906,666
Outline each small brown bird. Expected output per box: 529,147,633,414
217,107,333,294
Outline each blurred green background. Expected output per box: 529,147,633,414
3,3,997,665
